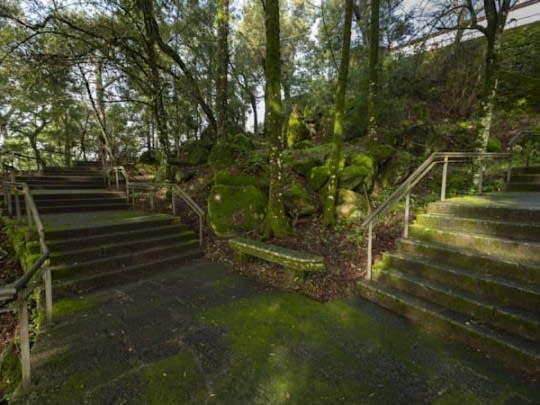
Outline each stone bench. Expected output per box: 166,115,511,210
228,237,325,284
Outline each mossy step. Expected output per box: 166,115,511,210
50,239,200,279
52,249,202,299
17,175,104,182
409,224,540,265
427,201,540,223
511,174,540,183
46,217,175,239
35,197,128,207
511,166,540,175
32,192,125,200
228,237,325,272
415,213,540,241
373,267,540,343
49,231,196,265
356,281,540,375
385,253,540,312
48,223,190,252
506,183,540,192
39,203,129,214
396,238,540,286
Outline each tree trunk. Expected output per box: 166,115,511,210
263,0,290,238
476,0,511,152
367,0,380,141
216,0,229,142
322,0,354,228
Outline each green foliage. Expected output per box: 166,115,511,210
139,150,159,164
287,109,310,148
0,344,21,401
174,141,209,166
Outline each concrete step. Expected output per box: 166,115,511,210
49,231,195,265
506,183,540,192
415,213,540,241
511,166,540,175
38,203,129,214
46,217,176,240
356,281,540,375
32,192,124,201
28,181,105,191
50,240,200,279
42,168,101,176
373,267,540,343
511,174,540,183
35,197,128,208
384,253,540,312
48,223,189,252
52,248,203,298
409,224,540,265
396,238,540,286
17,175,103,182
427,201,540,223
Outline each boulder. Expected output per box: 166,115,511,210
283,182,319,217
208,185,267,236
335,189,369,220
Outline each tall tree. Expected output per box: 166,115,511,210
367,0,380,141
263,0,290,238
216,0,229,142
322,0,354,228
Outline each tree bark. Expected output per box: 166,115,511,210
263,0,290,238
322,0,354,228
475,0,511,152
216,0,229,142
367,0,380,141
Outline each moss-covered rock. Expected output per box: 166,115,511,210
307,165,331,190
339,157,374,190
214,169,266,188
294,140,315,149
208,185,267,236
283,182,319,217
378,151,417,189
336,189,369,220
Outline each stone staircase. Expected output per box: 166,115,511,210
357,166,540,375
14,161,203,298
507,166,540,192
14,161,129,213
44,214,202,299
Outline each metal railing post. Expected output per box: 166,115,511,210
18,296,31,389
367,223,373,280
404,192,410,238
506,155,513,183
25,193,33,227
43,265,53,322
478,160,484,194
115,168,119,189
441,156,448,201
172,189,177,216
15,189,21,222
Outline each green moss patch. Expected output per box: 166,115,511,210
52,297,99,317
143,352,207,404
208,185,267,236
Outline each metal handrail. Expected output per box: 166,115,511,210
1,180,52,389
128,181,205,246
361,152,512,279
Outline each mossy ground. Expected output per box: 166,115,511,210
11,261,538,404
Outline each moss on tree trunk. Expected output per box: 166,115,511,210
322,0,354,228
263,0,290,238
